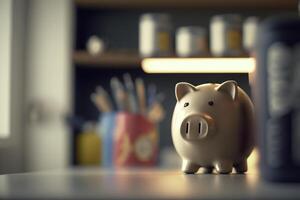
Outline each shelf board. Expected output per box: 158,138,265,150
73,51,253,73
74,0,297,10
73,51,141,68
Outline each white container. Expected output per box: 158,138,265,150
210,14,243,57
139,13,171,57
243,17,259,53
86,36,105,55
176,26,208,57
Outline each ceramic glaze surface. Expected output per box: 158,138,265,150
171,80,254,174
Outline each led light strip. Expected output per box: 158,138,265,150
141,58,255,73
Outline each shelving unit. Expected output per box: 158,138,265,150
73,0,296,69
72,0,296,167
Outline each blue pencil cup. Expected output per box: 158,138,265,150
98,112,116,167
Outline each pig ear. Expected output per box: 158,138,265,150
216,80,238,100
175,82,196,101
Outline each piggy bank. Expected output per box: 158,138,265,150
171,80,254,174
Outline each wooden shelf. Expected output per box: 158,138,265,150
73,50,252,70
74,0,297,10
73,51,141,68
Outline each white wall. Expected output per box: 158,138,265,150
0,0,27,174
0,0,12,138
0,0,73,174
24,0,73,171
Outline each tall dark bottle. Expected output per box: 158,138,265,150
255,15,300,182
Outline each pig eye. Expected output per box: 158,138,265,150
208,101,214,106
184,102,189,107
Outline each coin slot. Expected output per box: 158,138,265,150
198,122,201,134
185,122,189,134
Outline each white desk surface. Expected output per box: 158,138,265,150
0,168,300,199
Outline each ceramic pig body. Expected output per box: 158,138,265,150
171,80,254,174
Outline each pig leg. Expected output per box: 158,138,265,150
182,160,199,174
214,161,233,174
202,167,213,174
234,160,248,173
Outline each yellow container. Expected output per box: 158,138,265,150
76,126,101,165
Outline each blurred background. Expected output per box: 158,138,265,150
0,0,298,174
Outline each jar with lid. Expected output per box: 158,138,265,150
243,17,259,54
210,14,243,57
176,26,208,57
139,13,172,57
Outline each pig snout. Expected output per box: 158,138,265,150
180,114,213,140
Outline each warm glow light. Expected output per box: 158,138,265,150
247,148,259,174
142,58,255,73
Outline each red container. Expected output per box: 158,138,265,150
113,112,158,167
